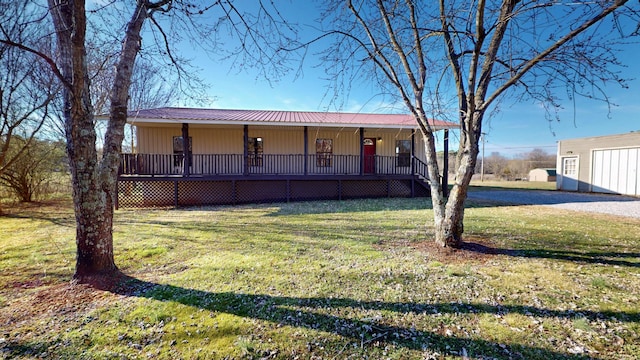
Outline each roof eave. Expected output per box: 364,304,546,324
125,117,457,130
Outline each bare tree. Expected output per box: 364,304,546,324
484,152,509,178
87,51,191,152
523,148,556,170
0,137,66,202
316,0,639,247
2,0,296,281
0,2,59,213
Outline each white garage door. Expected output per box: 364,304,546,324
592,147,640,196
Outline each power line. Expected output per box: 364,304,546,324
486,144,556,150
496,145,556,149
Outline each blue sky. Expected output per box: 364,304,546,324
167,2,639,157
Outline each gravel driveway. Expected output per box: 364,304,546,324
467,189,640,219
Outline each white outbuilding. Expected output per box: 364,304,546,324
528,168,556,182
556,132,640,196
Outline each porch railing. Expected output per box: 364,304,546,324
119,153,427,178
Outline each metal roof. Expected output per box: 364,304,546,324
122,107,457,130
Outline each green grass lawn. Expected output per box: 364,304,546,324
1,197,638,359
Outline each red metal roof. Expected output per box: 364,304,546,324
125,107,457,130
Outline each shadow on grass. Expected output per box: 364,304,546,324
2,206,75,228
461,242,640,268
93,273,638,359
467,188,640,206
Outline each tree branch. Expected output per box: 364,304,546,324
0,39,70,89
484,0,630,110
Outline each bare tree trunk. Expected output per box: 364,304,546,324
437,143,480,247
67,103,118,277
428,106,481,248
66,83,118,278
49,0,153,280
419,127,449,246
47,0,117,279
73,184,116,276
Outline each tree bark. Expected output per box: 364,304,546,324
427,130,479,248
47,0,117,279
47,0,153,280
436,128,480,247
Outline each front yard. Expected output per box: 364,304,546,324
1,196,638,359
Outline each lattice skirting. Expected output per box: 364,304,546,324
116,178,429,209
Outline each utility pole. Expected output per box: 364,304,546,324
481,133,486,182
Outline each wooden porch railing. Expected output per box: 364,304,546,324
413,157,429,180
119,153,429,178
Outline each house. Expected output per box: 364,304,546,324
556,132,640,196
528,168,556,182
115,107,458,208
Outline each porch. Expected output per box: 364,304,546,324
116,153,434,208
114,107,456,208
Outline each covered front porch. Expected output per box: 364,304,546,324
115,108,455,208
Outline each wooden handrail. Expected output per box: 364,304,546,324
119,153,426,178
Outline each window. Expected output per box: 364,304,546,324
173,136,192,167
563,157,577,176
247,137,263,166
316,138,333,167
395,140,411,167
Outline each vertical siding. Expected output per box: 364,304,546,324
592,147,640,196
308,128,358,174
134,124,436,176
137,125,423,156
192,127,244,154
137,126,182,154
629,149,639,195
362,129,417,174
558,132,640,193
248,127,304,154
247,127,305,173
191,127,243,174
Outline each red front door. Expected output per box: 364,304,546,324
364,138,376,174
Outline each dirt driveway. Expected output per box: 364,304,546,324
467,189,640,219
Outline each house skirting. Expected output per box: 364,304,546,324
116,176,430,209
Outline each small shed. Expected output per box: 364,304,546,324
529,168,556,182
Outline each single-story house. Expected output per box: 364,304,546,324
114,107,457,208
528,168,556,182
556,132,640,196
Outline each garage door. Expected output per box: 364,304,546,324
592,147,640,196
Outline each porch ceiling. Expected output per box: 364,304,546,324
113,107,457,131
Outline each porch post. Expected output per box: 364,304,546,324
411,129,415,197
303,126,308,176
411,129,416,175
442,129,449,197
115,182,119,210
359,127,364,176
182,123,190,177
174,180,179,208
243,125,249,176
